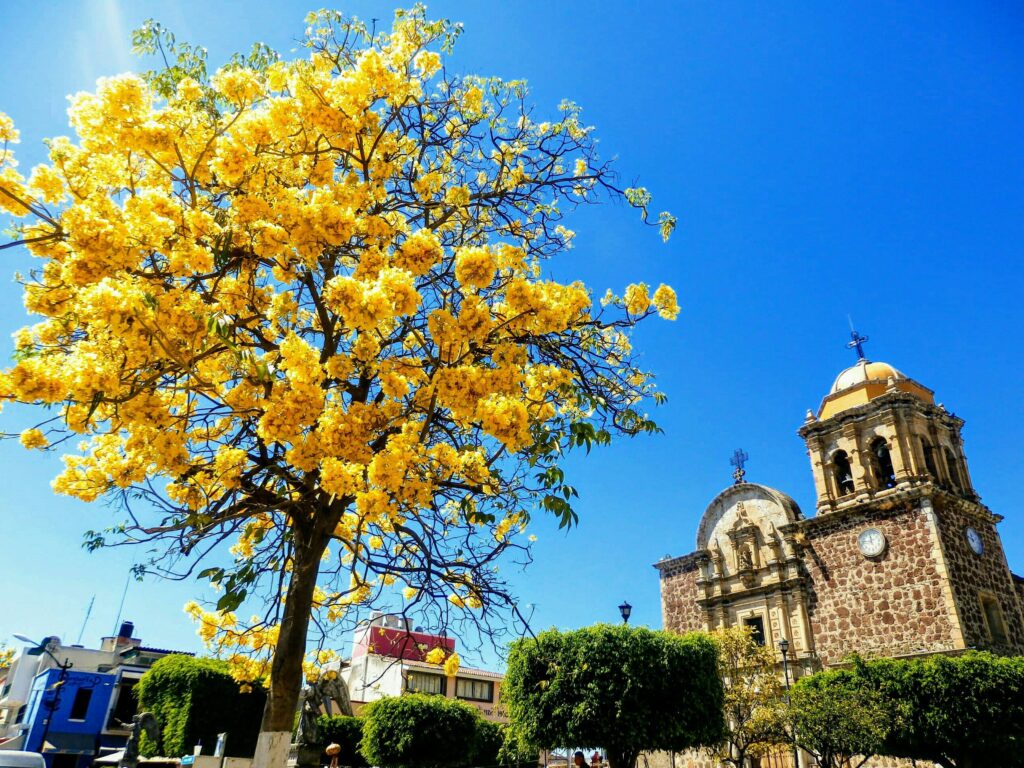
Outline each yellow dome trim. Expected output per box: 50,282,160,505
818,359,934,419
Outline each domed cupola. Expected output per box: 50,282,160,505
817,331,934,420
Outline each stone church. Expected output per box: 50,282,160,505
655,342,1024,765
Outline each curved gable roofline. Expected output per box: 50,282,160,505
695,482,804,551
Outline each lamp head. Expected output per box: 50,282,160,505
779,638,790,655
618,601,632,623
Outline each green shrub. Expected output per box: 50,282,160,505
473,719,537,768
850,651,1024,768
503,624,724,768
788,669,893,768
360,694,480,768
317,715,368,768
135,654,266,758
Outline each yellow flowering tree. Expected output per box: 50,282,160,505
710,626,788,768
0,7,677,764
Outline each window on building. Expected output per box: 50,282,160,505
108,679,138,728
743,616,766,646
406,671,446,695
922,439,939,479
69,688,92,721
832,451,855,495
456,678,494,702
15,705,25,724
870,438,896,489
980,595,1008,644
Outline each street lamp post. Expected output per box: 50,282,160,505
618,601,632,625
778,639,799,768
14,634,74,757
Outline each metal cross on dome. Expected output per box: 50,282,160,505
846,318,869,360
730,449,749,484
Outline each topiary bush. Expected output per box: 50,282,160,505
473,719,537,768
135,654,267,758
847,651,1024,768
360,694,481,768
503,625,724,768
317,715,369,768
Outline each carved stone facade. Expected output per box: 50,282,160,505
655,356,1024,767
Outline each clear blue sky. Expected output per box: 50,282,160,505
1,1,1022,668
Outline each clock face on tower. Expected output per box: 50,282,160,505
965,526,984,555
858,528,887,558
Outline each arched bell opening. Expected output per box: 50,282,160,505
870,437,897,490
832,450,855,496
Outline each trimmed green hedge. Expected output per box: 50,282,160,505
797,651,1024,768
317,715,368,768
503,625,724,768
135,654,267,758
473,719,537,768
360,694,480,768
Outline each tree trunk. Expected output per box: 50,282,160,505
605,748,639,768
252,527,327,768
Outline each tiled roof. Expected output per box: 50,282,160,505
403,659,503,679
121,647,194,656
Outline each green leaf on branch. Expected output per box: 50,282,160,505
541,494,578,529
216,589,247,613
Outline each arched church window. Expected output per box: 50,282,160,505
870,437,896,489
943,446,963,492
921,439,939,479
833,450,855,496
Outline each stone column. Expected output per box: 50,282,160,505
804,436,831,508
885,414,912,480
904,416,926,477
921,497,967,650
953,433,977,497
841,424,870,496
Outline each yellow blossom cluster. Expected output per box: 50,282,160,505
421,646,461,677
20,428,48,449
443,652,461,677
424,646,447,665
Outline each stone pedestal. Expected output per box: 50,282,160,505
287,743,323,768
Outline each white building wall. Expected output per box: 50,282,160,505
344,655,405,703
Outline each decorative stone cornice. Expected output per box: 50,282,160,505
653,550,708,575
790,483,998,533
697,574,809,609
799,390,964,439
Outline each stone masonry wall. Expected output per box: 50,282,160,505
800,502,960,666
659,558,706,634
931,497,1024,653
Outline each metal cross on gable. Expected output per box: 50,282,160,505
730,449,749,484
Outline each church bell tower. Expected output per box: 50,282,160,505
796,330,1023,658
799,329,977,515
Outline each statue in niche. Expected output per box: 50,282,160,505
710,538,725,576
738,544,754,570
765,522,785,560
